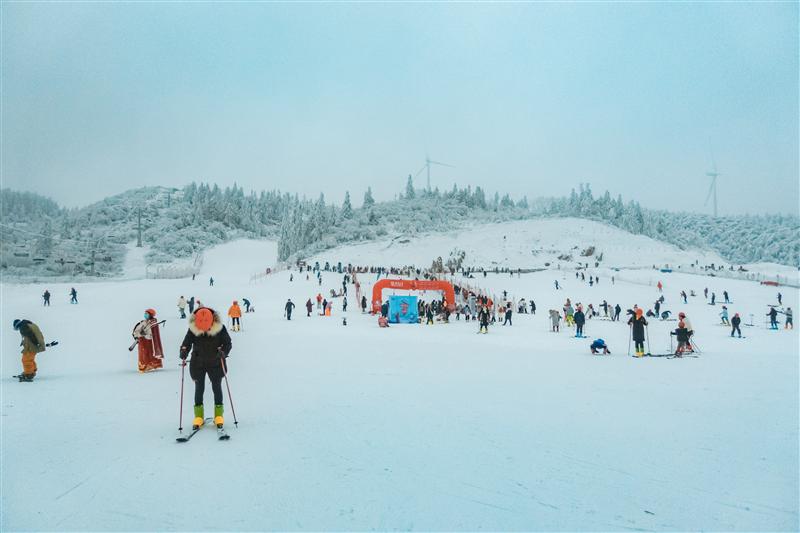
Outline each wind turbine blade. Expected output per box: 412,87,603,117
704,179,715,206
428,160,455,168
414,165,427,178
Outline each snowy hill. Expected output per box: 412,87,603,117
2,233,798,530
307,217,728,272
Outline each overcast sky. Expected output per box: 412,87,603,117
2,2,797,215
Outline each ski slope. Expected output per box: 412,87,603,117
1,234,798,531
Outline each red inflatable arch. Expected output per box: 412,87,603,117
372,279,456,314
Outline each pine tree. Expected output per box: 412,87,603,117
405,175,416,200
363,187,375,208
342,191,353,219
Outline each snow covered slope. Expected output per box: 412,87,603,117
2,235,798,531
308,218,728,271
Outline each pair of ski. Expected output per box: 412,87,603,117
176,418,230,442
631,353,699,359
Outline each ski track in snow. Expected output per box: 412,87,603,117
1,235,798,531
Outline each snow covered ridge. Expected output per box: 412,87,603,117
1,181,798,282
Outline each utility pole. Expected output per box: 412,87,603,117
90,248,96,275
136,207,143,247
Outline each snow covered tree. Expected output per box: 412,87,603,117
341,191,353,219
363,187,375,208
405,175,416,200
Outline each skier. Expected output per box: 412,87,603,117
425,305,434,325
677,312,694,340
13,319,46,382
209,277,214,287
563,300,574,326
133,309,164,372
680,290,687,304
285,299,296,320
785,307,793,329
589,338,610,355
343,296,348,313
723,290,730,303
179,307,232,430
69,287,78,304
361,295,367,313
478,305,490,334
767,307,779,329
178,296,187,319
628,308,648,357
574,305,586,337
42,290,50,306
672,320,691,356
777,292,782,305
730,313,742,338
503,305,512,326
242,298,251,313
228,301,242,331
710,292,716,305
316,293,323,310
720,306,729,325
657,281,663,292
613,304,621,322
654,300,661,316
380,300,389,318
306,298,313,317
554,280,560,290
703,287,708,299
188,296,195,314
530,300,536,314
601,300,608,317
549,309,561,332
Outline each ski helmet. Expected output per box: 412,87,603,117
145,308,156,317
12,319,21,330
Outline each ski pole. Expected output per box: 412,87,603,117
178,359,186,433
645,325,651,355
219,354,239,428
627,324,632,356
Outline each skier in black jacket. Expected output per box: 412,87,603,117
628,309,648,356
574,306,586,337
285,299,296,320
180,307,232,429
730,313,742,338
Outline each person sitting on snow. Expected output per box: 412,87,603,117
589,338,610,355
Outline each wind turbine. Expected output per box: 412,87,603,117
704,146,720,218
415,154,454,191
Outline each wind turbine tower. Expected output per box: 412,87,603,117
705,149,720,218
416,155,454,191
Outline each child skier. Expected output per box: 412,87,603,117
228,301,242,331
132,309,164,373
589,338,610,355
179,307,232,430
13,319,46,382
574,305,586,337
672,320,691,356
720,306,729,325
628,308,648,357
178,296,187,319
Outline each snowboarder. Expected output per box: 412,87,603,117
731,313,742,338
178,296,187,319
179,307,232,430
628,309,648,357
13,319,45,382
306,298,313,317
132,309,164,373
242,298,252,313
69,287,78,304
785,308,793,329
574,305,586,337
590,338,610,355
42,290,50,306
209,277,214,287
549,309,561,332
767,307,779,329
285,299,296,320
228,301,242,331
720,306,729,325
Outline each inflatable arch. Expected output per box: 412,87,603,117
372,279,456,314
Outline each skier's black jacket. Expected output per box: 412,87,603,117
181,309,231,368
